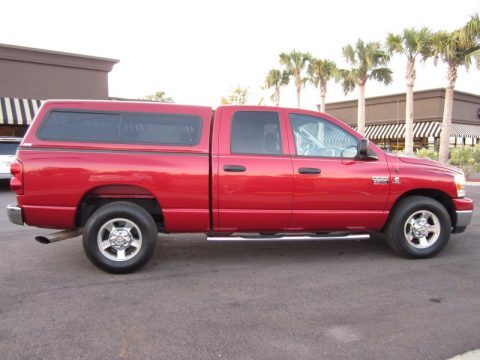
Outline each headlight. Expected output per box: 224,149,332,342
454,173,466,198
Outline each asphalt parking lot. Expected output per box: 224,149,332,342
0,182,479,360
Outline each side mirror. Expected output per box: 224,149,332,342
358,138,369,158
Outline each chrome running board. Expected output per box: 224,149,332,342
207,234,370,242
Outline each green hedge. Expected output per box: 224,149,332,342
448,146,480,177
414,146,480,177
415,148,438,160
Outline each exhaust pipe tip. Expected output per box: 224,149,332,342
35,236,51,244
34,228,83,244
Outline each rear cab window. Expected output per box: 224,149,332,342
38,110,202,146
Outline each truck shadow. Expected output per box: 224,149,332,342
149,234,393,272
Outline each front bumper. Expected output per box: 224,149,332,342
453,210,473,234
452,197,474,234
7,203,23,225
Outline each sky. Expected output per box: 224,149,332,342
1,0,479,110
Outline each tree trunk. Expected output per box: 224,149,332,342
404,84,414,155
404,59,416,155
319,82,327,113
438,64,457,163
357,83,366,136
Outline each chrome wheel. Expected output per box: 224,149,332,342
404,210,441,249
97,218,142,261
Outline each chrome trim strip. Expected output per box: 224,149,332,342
18,146,209,157
6,203,23,225
207,234,370,242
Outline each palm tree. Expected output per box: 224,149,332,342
264,69,289,106
431,14,480,163
307,58,337,113
386,28,432,155
340,40,393,136
279,50,312,108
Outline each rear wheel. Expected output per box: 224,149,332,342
83,202,157,273
385,196,451,259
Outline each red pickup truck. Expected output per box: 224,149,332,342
7,100,474,273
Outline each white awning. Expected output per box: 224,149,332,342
450,123,480,138
361,122,444,139
0,97,43,126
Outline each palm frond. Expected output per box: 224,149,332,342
386,33,403,54
343,39,391,84
461,13,480,45
307,58,337,87
370,67,393,85
342,44,356,64
264,69,283,89
337,69,357,95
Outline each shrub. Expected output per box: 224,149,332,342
448,146,480,177
415,148,439,160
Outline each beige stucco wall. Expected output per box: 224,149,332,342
0,58,109,100
0,44,118,100
325,89,480,126
452,93,480,124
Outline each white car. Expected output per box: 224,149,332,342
0,137,22,179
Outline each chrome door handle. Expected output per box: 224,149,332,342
223,165,246,172
298,167,321,175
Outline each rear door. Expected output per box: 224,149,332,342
286,111,390,231
213,107,293,232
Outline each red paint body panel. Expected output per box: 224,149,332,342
283,109,391,231
21,205,76,229
17,101,212,231
384,153,462,210
453,198,474,211
17,149,210,230
13,100,473,234
162,209,210,232
214,106,293,231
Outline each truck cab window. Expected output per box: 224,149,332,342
290,113,357,158
230,111,282,155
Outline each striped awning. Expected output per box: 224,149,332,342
360,122,448,139
0,97,43,126
450,123,480,138
365,122,443,139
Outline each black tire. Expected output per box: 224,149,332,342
83,201,157,274
385,196,451,259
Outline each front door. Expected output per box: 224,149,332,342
287,111,390,231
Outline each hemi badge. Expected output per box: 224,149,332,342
372,176,389,184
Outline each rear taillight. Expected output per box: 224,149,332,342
10,160,23,195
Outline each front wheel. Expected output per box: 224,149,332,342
83,202,158,274
385,196,451,259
